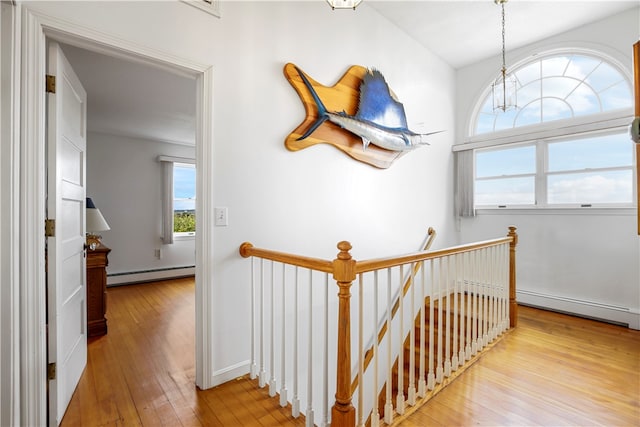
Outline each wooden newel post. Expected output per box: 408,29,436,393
507,226,518,327
331,241,357,427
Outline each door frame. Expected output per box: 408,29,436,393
19,7,215,425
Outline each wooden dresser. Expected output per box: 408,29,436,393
86,243,111,337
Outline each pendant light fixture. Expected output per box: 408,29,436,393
492,0,518,111
326,0,362,10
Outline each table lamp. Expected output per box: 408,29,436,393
86,197,110,249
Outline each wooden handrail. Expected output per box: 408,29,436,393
355,236,512,274
239,242,334,273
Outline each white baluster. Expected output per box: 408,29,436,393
436,259,444,384
451,255,459,372
306,270,314,427
357,274,364,427
466,251,473,360
471,251,478,356
427,260,435,390
250,257,257,379
418,262,427,398
458,253,466,365
371,271,380,427
444,257,451,378
384,268,393,425
269,261,276,396
292,267,300,418
407,264,416,406
322,273,329,427
259,259,266,388
396,266,405,415
503,243,509,332
280,264,288,407
482,248,488,348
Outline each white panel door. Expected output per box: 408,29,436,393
46,41,88,427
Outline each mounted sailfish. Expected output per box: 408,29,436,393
294,65,440,152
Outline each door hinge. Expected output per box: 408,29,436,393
45,75,56,94
45,219,56,237
47,362,56,380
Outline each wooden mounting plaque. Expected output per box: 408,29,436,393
284,63,405,169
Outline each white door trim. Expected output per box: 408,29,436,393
1,2,22,426
19,7,216,425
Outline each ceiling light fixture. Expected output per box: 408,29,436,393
492,0,517,111
326,0,362,10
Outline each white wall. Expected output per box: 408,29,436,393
21,0,457,392
455,8,640,328
86,132,196,284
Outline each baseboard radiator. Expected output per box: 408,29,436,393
107,266,195,287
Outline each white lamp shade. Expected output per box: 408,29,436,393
86,198,110,233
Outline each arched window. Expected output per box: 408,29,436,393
474,52,633,135
455,50,635,213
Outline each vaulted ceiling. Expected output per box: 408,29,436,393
61,1,638,146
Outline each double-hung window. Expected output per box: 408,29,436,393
474,131,634,208
159,156,196,243
173,162,196,236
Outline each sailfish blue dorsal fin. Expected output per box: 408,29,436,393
355,69,409,130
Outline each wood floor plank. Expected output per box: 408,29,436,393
61,278,639,427
401,305,640,426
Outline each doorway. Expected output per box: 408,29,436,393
20,8,216,426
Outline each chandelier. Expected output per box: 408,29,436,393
326,0,362,10
492,0,517,111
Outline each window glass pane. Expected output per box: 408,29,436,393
548,133,633,172
542,76,579,99
476,145,535,178
564,56,600,80
565,83,600,115
476,177,535,205
599,81,633,110
515,100,541,127
174,163,196,233
516,80,541,107
585,62,621,92
514,62,540,87
548,170,632,204
541,56,570,77
542,98,572,122
476,112,495,134
493,108,517,131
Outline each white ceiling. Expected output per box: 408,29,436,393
61,1,638,146
61,43,197,146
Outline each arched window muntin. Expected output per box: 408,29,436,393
469,48,633,138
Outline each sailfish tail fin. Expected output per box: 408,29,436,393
295,66,330,141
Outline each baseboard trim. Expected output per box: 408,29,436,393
107,266,195,286
517,289,639,330
212,360,251,387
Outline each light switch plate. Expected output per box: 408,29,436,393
214,207,228,226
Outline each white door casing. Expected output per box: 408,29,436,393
20,8,215,426
46,41,88,426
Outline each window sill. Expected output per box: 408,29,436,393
174,232,196,241
474,207,636,216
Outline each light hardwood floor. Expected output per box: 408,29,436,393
61,278,640,426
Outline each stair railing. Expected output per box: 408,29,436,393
239,226,518,427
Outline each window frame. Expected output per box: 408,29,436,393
472,128,636,210
172,161,196,239
456,48,635,213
